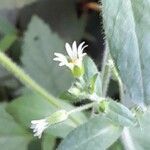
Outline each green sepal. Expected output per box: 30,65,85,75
72,65,84,78
47,110,68,125
89,73,99,94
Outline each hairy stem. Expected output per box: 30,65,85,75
0,52,61,107
111,59,124,100
121,127,136,150
68,102,97,115
101,44,111,97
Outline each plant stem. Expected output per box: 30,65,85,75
0,52,61,107
121,127,136,150
101,44,111,97
111,60,124,100
68,102,97,115
0,52,80,126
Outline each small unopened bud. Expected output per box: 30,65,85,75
68,86,81,96
99,100,109,112
47,110,68,125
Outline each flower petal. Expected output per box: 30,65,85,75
59,62,65,66
78,45,88,58
65,43,74,59
30,119,48,139
72,41,78,59
78,41,85,53
53,53,68,65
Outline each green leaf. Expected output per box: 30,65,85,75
7,94,56,127
21,16,72,96
0,34,17,52
89,73,99,94
42,134,55,150
0,103,32,150
83,56,102,96
7,93,87,138
59,91,79,102
130,0,150,105
121,109,150,150
105,100,136,127
57,115,123,150
102,0,145,107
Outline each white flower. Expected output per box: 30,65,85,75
53,41,87,70
30,110,69,138
30,119,49,138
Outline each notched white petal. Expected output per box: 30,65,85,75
78,41,85,52
53,52,68,66
30,119,49,139
65,43,74,59
78,45,88,57
72,41,78,58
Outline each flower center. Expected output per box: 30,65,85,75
68,58,78,65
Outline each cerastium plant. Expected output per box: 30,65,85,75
0,0,149,149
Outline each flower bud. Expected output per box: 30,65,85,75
99,100,109,112
47,110,68,125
